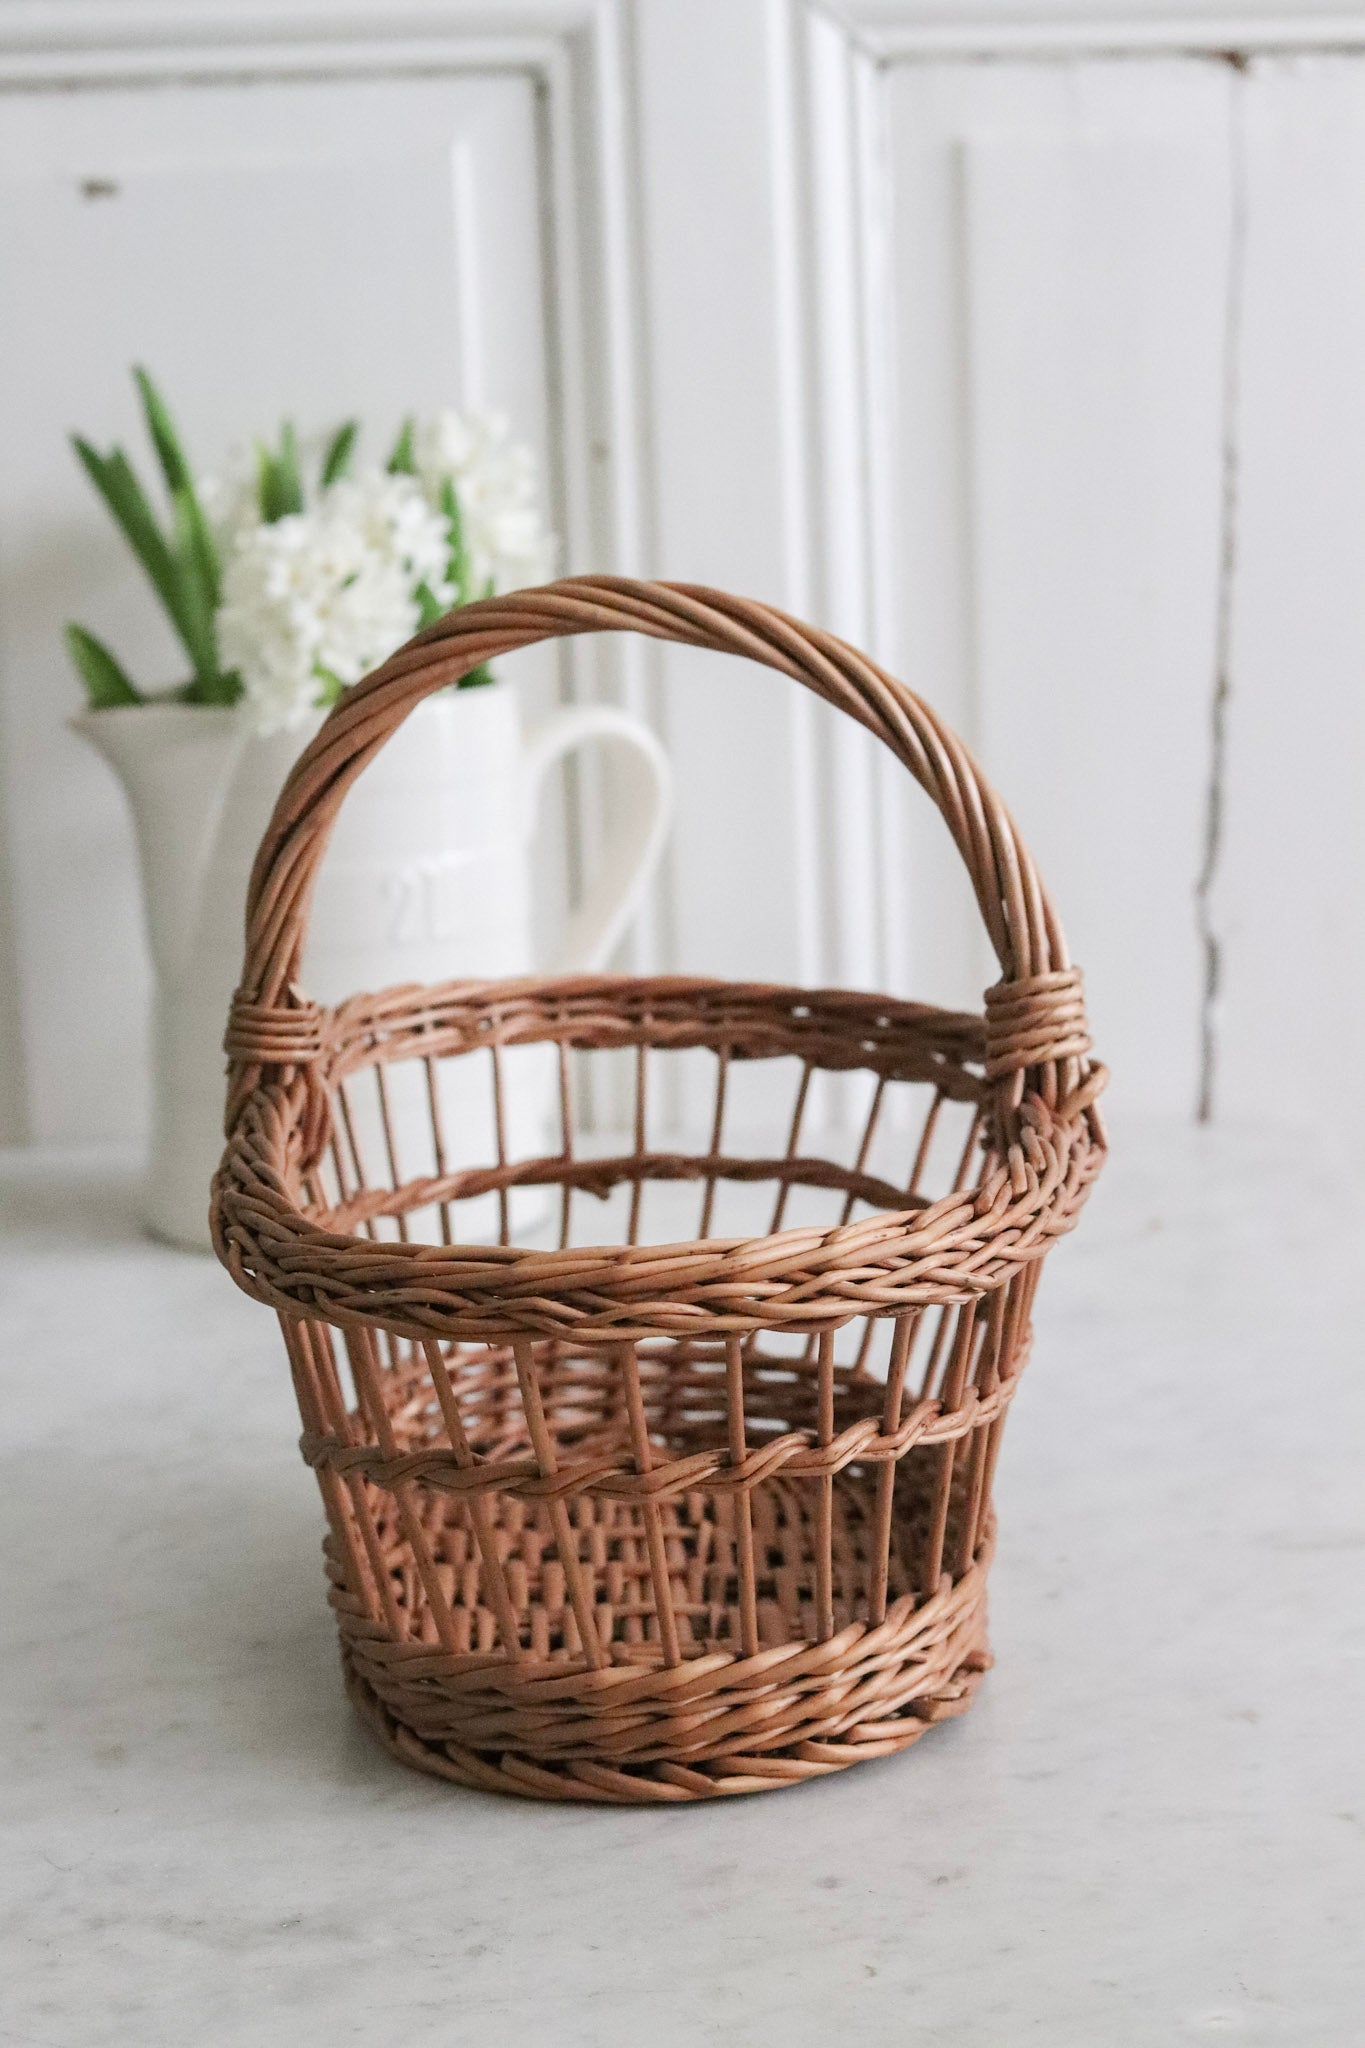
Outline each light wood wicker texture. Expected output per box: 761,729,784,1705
213,578,1106,1802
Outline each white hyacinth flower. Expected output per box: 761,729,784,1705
208,409,552,737
415,409,557,594
217,471,452,736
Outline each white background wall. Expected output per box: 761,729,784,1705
2,0,1365,1150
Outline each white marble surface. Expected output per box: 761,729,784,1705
1,1126,1362,2045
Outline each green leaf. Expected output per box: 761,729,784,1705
256,424,305,523
413,580,444,629
75,387,232,696
254,442,278,523
65,623,141,708
440,476,468,603
72,437,203,671
320,420,359,487
277,421,304,515
133,366,192,496
182,667,243,708
134,367,223,610
171,488,220,680
386,416,417,476
73,438,166,584
312,662,347,708
173,480,221,612
455,661,496,691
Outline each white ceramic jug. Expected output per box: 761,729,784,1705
75,682,670,1248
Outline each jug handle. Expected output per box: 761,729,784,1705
520,703,671,974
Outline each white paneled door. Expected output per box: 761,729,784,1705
0,64,556,1145
876,56,1234,1115
633,13,1365,1139
1215,56,1365,1135
2,4,1364,1152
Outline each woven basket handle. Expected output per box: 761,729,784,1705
225,577,1097,1144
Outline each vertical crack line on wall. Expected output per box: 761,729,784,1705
1196,66,1248,1124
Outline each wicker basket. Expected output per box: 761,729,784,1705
213,577,1106,1803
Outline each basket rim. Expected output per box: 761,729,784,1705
212,971,1105,1344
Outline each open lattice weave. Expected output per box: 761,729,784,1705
213,578,1106,1802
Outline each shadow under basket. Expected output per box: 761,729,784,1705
214,578,1106,1802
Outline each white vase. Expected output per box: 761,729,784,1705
74,682,670,1249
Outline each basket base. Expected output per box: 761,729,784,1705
337,1555,993,1804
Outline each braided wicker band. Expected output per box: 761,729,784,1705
212,578,1106,1802
341,1548,995,1803
983,968,1092,1080
223,989,324,1064
215,975,1099,1343
298,1367,1021,1503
